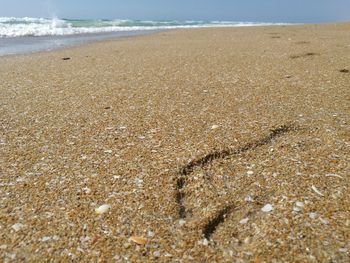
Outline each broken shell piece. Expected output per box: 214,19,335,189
311,185,324,196
211,125,220,130
325,173,343,179
309,212,318,219
82,187,91,194
261,204,273,212
11,223,24,232
95,204,111,214
130,236,147,245
202,238,209,246
293,206,301,212
244,195,254,202
179,219,186,226
247,170,254,176
295,201,304,207
239,218,249,224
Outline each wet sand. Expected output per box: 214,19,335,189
0,23,349,262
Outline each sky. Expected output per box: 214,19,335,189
1,0,350,23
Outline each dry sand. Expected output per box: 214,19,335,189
0,23,349,262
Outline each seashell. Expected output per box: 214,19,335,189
129,236,147,245
95,204,111,214
261,204,273,212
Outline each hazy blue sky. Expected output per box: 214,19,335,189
1,0,350,23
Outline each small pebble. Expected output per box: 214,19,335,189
211,125,220,130
95,204,111,214
153,251,161,257
247,170,254,176
261,204,273,212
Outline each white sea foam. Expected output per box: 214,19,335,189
0,17,291,38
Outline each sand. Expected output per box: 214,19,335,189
0,23,349,262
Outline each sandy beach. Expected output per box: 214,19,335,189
1,23,349,262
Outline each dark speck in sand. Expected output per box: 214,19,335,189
62,57,71,60
339,69,349,73
104,106,111,110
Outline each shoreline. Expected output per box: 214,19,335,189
0,29,162,57
2,22,347,57
1,23,349,262
0,22,313,57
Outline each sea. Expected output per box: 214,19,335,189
0,17,289,56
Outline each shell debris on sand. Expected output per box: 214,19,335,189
129,236,147,245
261,204,273,213
311,185,324,197
11,223,24,232
95,204,111,214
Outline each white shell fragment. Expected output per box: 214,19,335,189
239,218,249,224
244,195,254,202
95,204,111,214
179,219,186,226
311,185,324,196
293,206,301,212
325,173,343,179
11,223,24,232
211,125,220,130
309,212,318,219
261,204,273,212
202,238,209,246
247,170,254,176
295,201,304,207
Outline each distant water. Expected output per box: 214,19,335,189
0,17,290,56
0,17,289,38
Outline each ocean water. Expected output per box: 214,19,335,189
0,17,289,56
0,17,288,38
